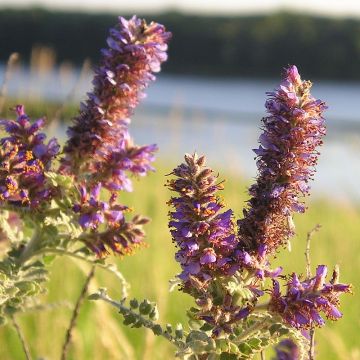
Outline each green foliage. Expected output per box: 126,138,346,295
93,286,310,360
0,164,357,359
0,255,48,325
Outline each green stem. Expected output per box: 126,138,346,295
234,317,270,344
18,226,41,265
98,292,182,348
11,315,32,360
309,327,315,360
61,266,95,360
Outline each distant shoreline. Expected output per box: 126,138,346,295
1,9,360,80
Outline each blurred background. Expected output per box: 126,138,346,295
0,1,359,359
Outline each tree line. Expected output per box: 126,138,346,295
1,8,360,79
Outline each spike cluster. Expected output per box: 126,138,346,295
237,65,326,255
167,66,350,346
0,105,59,208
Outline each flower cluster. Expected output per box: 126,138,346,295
167,153,238,288
167,66,350,349
93,137,158,192
72,183,149,256
237,65,326,255
269,265,351,329
167,154,259,335
59,16,170,255
61,15,171,188
0,105,59,207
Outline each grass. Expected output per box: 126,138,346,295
0,160,359,360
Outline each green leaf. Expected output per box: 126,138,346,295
123,313,137,325
260,337,270,347
248,338,262,350
166,324,173,334
188,319,202,330
215,338,229,352
5,287,19,297
131,321,142,328
238,342,252,355
175,323,184,339
220,353,238,360
139,300,152,315
278,328,290,336
88,293,101,301
200,322,213,331
45,172,74,189
4,305,18,315
188,340,207,353
151,324,162,336
43,255,56,265
269,323,283,336
187,330,210,343
15,281,36,296
129,299,139,309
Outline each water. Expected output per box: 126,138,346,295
1,65,360,201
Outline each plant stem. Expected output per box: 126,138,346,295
61,266,95,360
305,224,321,279
309,327,315,360
11,315,32,360
18,226,40,265
305,224,320,360
234,317,270,344
98,292,181,348
260,350,266,360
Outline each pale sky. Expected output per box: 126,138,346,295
1,0,360,17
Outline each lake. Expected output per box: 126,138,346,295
1,65,360,201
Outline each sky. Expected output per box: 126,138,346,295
2,0,360,17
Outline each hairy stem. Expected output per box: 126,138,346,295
309,327,315,360
61,266,95,360
98,292,182,348
234,317,270,344
305,224,320,360
11,315,32,360
305,224,321,278
18,225,41,265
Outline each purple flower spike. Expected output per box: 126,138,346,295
167,153,238,288
238,65,326,255
61,16,171,186
269,265,351,329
